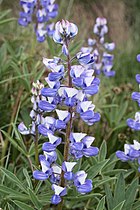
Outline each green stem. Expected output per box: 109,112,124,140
57,198,64,210
34,126,39,167
57,41,72,210
27,155,34,173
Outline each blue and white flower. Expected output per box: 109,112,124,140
51,184,67,204
74,171,93,194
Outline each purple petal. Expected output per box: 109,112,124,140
137,54,140,62
41,88,57,97
38,124,52,136
33,170,49,180
76,179,92,194
80,110,95,121
42,142,56,152
38,100,56,112
62,44,69,56
84,85,99,95
18,122,30,135
127,118,140,131
83,146,99,157
54,120,66,130
136,74,140,84
64,172,74,180
48,72,64,81
132,92,140,101
116,151,131,161
51,194,61,204
129,149,140,158
71,142,84,151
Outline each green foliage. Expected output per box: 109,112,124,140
1,1,140,209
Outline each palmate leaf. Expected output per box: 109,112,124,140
132,200,140,210
23,168,33,190
28,188,42,209
1,130,27,156
124,178,139,210
102,154,118,172
0,167,27,193
12,200,34,210
98,140,107,162
113,173,125,207
87,159,109,179
93,177,117,189
103,169,127,176
105,183,114,210
66,193,102,201
112,200,125,210
0,185,29,201
38,193,52,205
7,203,15,210
96,196,106,210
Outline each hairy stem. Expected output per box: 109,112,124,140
34,126,39,167
57,41,73,210
27,155,34,173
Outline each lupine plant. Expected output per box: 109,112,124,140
18,20,100,207
2,1,140,209
18,0,58,42
81,17,115,77
116,54,140,171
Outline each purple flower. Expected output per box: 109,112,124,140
62,44,69,56
51,109,71,130
38,124,53,136
33,155,52,180
47,65,65,81
51,184,67,204
18,11,32,26
62,161,77,180
31,20,101,204
74,171,92,194
93,17,108,38
18,0,58,42
88,38,96,46
63,88,78,107
77,101,100,125
53,20,78,44
38,100,56,112
104,42,115,51
127,112,140,131
132,92,140,106
42,133,62,152
116,140,140,164
136,74,140,84
46,23,55,37
137,54,140,62
50,164,61,183
18,122,30,135
41,87,57,97
70,133,99,159
77,52,94,65
44,150,57,163
35,23,47,42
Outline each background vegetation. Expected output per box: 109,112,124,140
0,0,140,209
